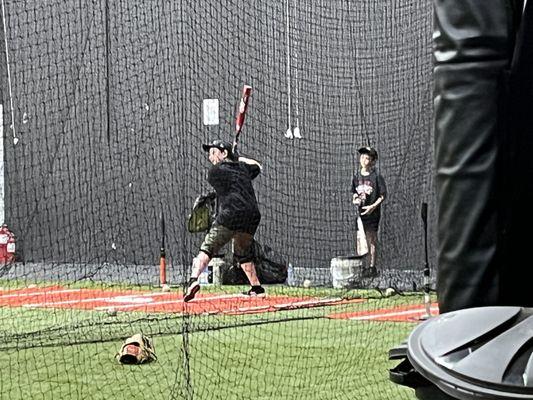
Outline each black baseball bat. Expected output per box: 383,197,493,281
420,202,431,319
421,202,429,277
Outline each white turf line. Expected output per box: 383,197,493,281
93,293,246,310
348,306,440,321
22,293,243,310
101,295,347,312
14,289,343,312
22,289,169,308
103,295,332,313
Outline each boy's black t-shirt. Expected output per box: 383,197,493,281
207,161,261,233
351,169,387,228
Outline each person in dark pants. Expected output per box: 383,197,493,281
398,1,533,399
351,146,387,278
184,139,265,302
434,0,531,314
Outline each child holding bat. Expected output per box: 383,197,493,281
184,139,265,302
351,146,387,279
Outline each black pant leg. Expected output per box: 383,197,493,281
433,0,519,313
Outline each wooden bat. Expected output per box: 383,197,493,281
233,85,252,153
356,208,368,256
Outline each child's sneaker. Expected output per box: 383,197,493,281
184,279,200,302
243,285,266,297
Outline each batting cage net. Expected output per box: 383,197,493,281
0,0,434,399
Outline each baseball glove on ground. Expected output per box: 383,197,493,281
116,333,157,365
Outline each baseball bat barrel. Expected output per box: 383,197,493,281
233,85,252,152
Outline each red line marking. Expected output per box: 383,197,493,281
0,288,81,300
327,303,440,322
0,286,144,308
1,286,436,322
0,286,364,316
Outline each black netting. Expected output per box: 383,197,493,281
0,1,435,399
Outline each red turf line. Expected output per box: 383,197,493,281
0,285,370,317
1,286,371,318
0,285,63,296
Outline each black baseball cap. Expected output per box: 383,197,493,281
202,139,233,153
358,146,378,160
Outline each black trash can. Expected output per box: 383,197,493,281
401,306,533,400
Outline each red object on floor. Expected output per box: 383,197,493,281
0,224,16,264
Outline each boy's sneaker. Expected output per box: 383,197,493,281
183,279,200,302
243,285,266,297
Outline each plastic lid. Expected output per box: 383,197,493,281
408,306,533,399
